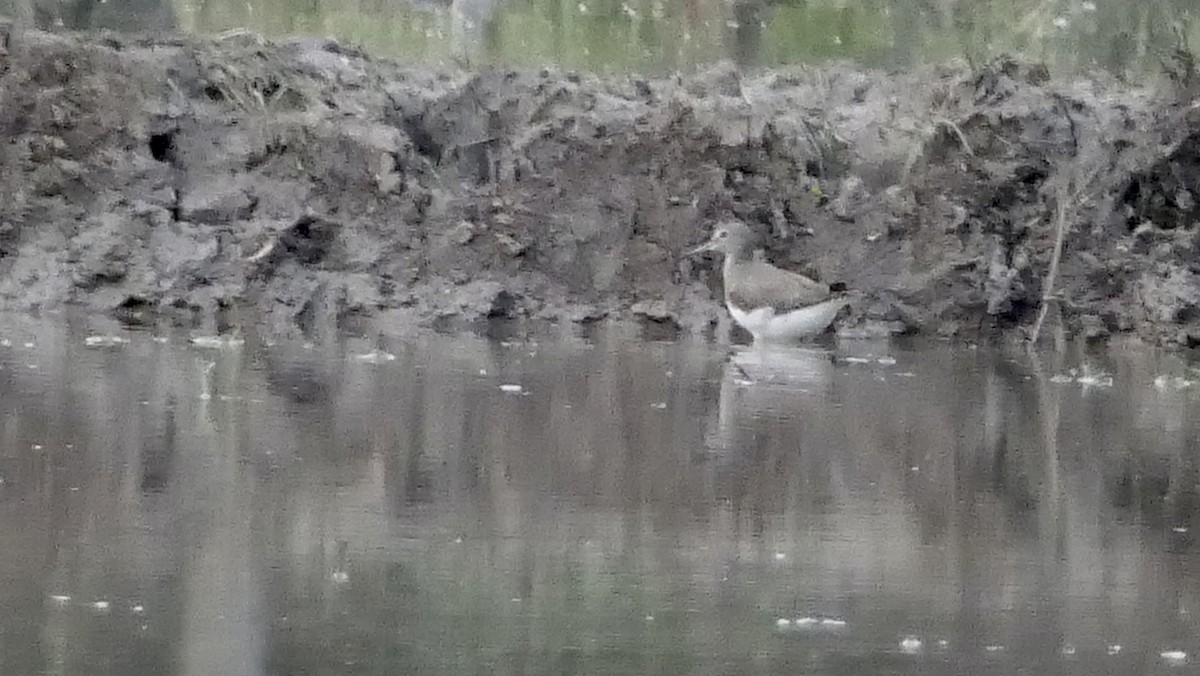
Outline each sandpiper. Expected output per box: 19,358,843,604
687,221,849,344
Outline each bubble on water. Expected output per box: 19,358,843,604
899,636,922,654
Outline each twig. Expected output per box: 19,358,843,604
934,117,975,157
1028,192,1068,345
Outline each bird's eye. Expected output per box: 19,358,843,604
716,230,728,239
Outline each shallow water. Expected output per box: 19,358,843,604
1,321,1200,675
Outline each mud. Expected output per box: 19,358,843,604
3,23,1200,345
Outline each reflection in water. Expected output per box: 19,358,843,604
0,319,1199,674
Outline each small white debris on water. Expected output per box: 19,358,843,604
650,402,668,410
843,356,872,364
1107,644,1122,656
1049,374,1074,384
776,618,792,629
0,338,10,347
351,350,396,364
899,636,923,653
1081,1,1096,10
1053,15,1069,28
984,644,1005,653
479,369,487,376
644,615,654,621
876,356,897,365
85,335,130,347
499,384,524,394
910,466,920,472
31,444,42,451
794,617,819,627
820,618,847,628
23,342,33,348
1155,375,1193,391
48,595,71,605
1061,644,1077,656
153,336,169,343
189,335,245,349
90,601,111,612
132,605,145,614
330,571,350,584
937,639,949,649
773,552,786,561
1076,373,1113,387
1173,526,1189,533
576,2,587,12
1161,650,1188,663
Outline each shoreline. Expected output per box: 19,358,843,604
2,23,1198,346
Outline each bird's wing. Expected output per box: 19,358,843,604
725,260,836,313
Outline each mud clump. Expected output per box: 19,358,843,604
2,23,1200,345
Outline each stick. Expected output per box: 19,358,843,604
1028,192,1068,344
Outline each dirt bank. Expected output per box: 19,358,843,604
2,23,1200,344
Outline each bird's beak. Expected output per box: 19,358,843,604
685,239,716,256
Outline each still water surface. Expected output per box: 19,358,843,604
1,321,1199,675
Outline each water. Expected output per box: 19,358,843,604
3,0,1198,75
0,318,1199,674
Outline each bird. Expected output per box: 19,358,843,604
687,221,849,344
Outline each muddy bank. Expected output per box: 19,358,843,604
2,23,1199,344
